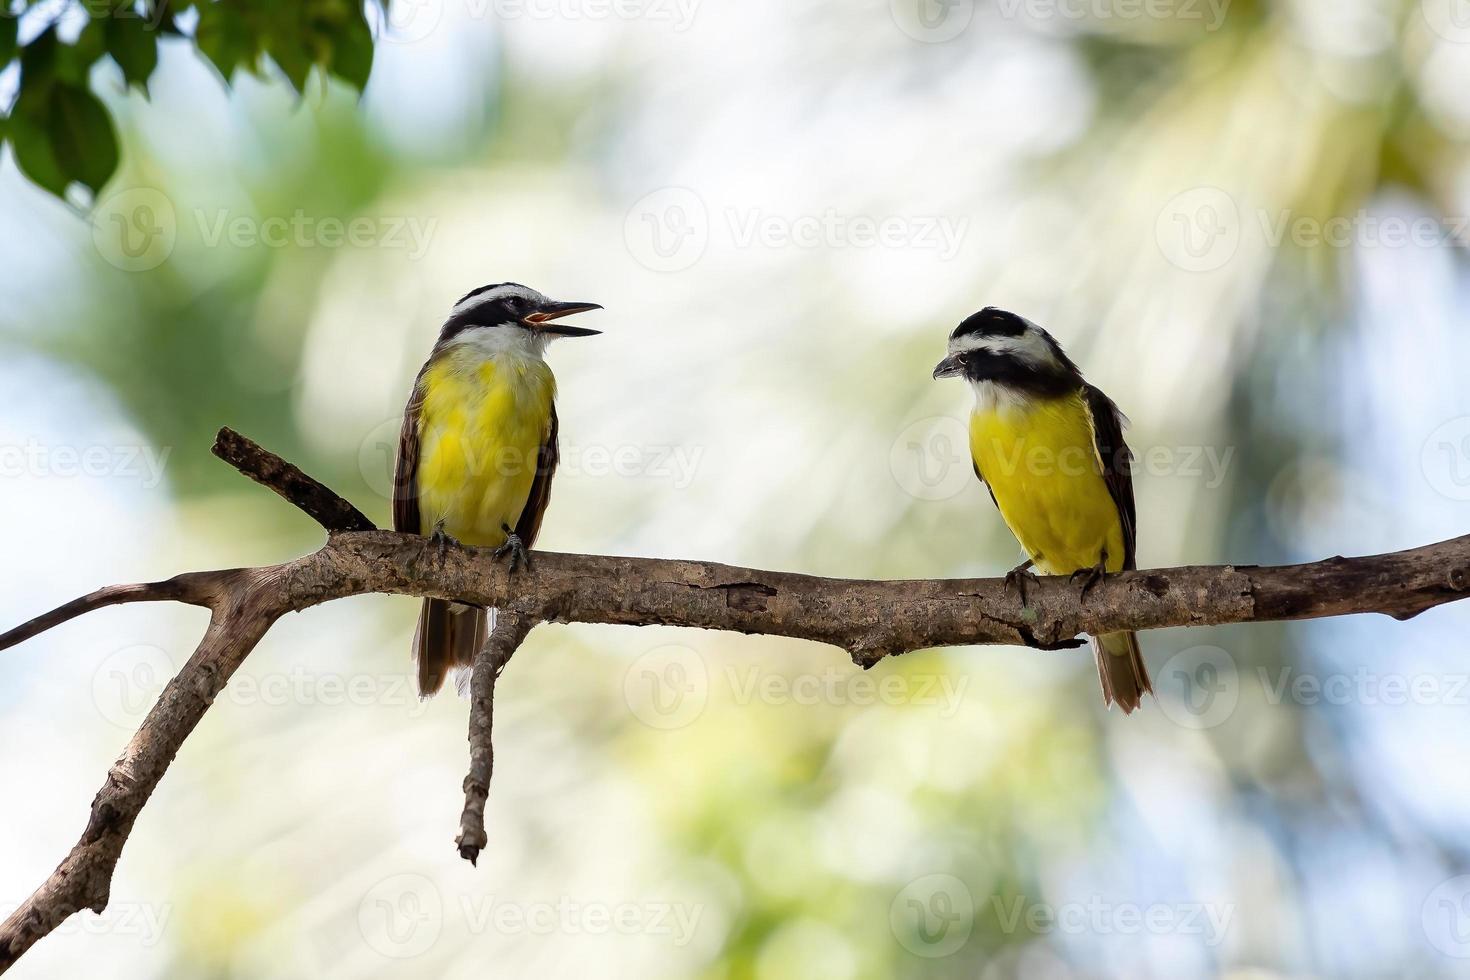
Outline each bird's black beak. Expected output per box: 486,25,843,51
932,353,964,380
524,300,603,336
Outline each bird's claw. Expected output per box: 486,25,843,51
1070,553,1108,602
1004,560,1041,606
492,524,531,574
425,520,460,563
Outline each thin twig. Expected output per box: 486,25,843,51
455,611,537,866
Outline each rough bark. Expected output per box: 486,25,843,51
1,427,1466,972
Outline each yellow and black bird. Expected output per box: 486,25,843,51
932,308,1152,712
394,282,601,697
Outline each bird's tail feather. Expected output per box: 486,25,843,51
1092,631,1152,713
414,599,489,698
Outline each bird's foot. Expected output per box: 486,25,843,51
1004,559,1041,606
1070,552,1108,602
426,520,461,563
491,524,531,573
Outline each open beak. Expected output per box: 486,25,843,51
523,300,603,337
932,354,963,380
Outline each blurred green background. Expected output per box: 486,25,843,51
5,0,1470,977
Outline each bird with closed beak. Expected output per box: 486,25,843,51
394,282,602,697
933,307,1152,712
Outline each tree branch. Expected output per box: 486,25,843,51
455,611,536,866
2,427,1467,972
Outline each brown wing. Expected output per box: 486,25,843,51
1082,384,1137,570
513,402,558,547
392,368,428,535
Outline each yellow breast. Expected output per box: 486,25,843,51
970,390,1125,575
415,346,555,547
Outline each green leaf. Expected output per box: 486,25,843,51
21,25,58,81
106,17,160,93
57,19,108,84
50,82,119,195
327,7,373,91
8,103,69,198
195,3,256,82
265,26,312,93
0,14,17,67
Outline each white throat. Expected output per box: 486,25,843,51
443,325,548,362
969,379,1035,415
